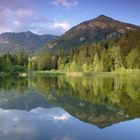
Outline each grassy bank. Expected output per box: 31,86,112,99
66,71,115,77
33,71,114,77
113,68,140,76
34,70,65,76
34,71,112,77
33,69,140,77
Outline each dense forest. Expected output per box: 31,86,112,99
1,30,140,75
30,30,140,73
0,49,28,75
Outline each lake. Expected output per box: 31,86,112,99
0,75,140,140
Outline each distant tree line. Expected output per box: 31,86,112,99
1,30,140,74
30,31,140,72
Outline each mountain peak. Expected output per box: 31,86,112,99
26,31,33,34
95,15,113,20
24,31,34,36
46,15,140,51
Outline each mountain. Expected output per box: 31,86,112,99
0,31,57,54
45,15,140,51
30,76,140,129
1,15,139,54
0,76,136,129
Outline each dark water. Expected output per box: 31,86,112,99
0,75,140,140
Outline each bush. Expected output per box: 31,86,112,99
12,65,27,74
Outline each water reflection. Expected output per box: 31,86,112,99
29,76,140,128
0,75,140,129
0,107,76,140
0,77,54,110
0,106,140,140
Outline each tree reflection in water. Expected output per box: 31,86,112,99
0,75,140,128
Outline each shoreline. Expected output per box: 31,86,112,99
33,69,140,77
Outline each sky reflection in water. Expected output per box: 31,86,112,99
0,107,140,140
0,76,140,140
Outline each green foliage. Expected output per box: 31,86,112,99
34,30,140,73
0,52,28,75
35,52,57,71
13,65,27,74
57,57,64,70
126,49,140,69
92,53,102,72
82,63,89,72
17,49,24,65
110,47,124,70
29,75,140,127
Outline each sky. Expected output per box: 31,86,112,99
0,0,139,35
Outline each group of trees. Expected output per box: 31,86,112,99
1,30,140,74
31,76,140,120
31,31,140,72
0,49,28,74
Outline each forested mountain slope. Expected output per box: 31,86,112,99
0,31,57,54
44,15,140,52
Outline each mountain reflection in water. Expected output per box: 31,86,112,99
0,75,140,140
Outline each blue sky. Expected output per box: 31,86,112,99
0,0,139,35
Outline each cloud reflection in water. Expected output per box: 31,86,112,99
0,107,76,140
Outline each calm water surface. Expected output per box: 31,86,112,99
0,75,140,140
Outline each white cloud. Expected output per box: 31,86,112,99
54,21,71,30
0,107,71,135
31,107,70,121
30,20,71,35
0,2,36,34
0,107,80,140
53,0,79,7
0,0,71,35
53,113,70,121
13,21,20,26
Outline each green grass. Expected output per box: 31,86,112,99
34,71,114,77
32,69,140,77
113,68,140,76
34,70,65,76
